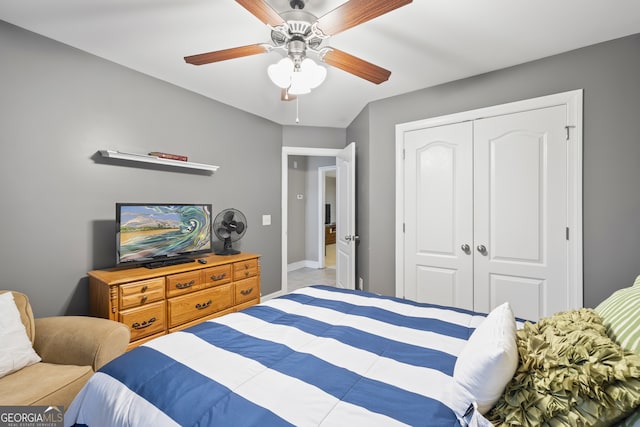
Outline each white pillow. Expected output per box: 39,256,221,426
452,302,518,415
0,292,41,378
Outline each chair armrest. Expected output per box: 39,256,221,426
34,316,130,371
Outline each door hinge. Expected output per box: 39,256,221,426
402,149,406,160
566,227,570,240
403,223,405,233
565,125,576,141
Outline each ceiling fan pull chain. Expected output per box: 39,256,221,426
296,97,300,124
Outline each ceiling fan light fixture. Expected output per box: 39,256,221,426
268,55,326,94
300,58,327,89
288,71,312,95
267,57,294,88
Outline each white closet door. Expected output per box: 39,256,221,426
473,105,568,320
403,122,474,309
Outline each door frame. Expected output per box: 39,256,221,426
281,146,342,298
395,89,583,307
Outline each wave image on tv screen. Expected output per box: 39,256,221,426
118,205,211,263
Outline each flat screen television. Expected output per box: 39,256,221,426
116,203,213,268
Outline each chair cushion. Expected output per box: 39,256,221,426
0,362,93,408
0,291,41,378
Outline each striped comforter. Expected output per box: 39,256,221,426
65,286,490,427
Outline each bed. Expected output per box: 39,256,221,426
65,283,640,427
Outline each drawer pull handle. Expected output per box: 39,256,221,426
245,271,249,277
141,285,148,292
245,263,249,269
140,295,148,304
240,288,253,296
210,273,226,281
176,280,195,289
132,317,156,330
195,300,212,310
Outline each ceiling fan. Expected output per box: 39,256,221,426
184,0,413,94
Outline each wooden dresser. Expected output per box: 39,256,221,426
88,252,260,349
325,224,336,245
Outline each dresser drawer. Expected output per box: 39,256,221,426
233,259,259,281
119,277,165,310
119,301,166,341
201,264,232,288
167,284,233,328
235,276,259,305
166,271,202,298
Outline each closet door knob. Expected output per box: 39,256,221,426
477,245,487,255
461,244,470,254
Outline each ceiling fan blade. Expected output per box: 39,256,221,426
236,0,285,27
184,44,267,65
281,88,296,101
322,48,391,84
316,0,412,36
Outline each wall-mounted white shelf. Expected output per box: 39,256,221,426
99,150,219,173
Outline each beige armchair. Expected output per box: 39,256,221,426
0,290,130,409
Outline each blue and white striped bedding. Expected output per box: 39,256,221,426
65,285,491,427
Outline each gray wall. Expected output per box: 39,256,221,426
0,21,284,316
283,126,345,149
287,155,307,264
347,33,640,307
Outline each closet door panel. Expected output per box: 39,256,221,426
473,105,568,319
403,122,473,309
415,266,457,306
490,132,543,263
489,275,545,322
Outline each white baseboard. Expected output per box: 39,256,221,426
287,260,321,272
261,290,285,301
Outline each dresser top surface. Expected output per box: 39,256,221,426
88,252,260,285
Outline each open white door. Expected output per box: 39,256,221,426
336,142,356,290
280,145,357,298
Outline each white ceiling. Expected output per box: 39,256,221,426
2,1,640,128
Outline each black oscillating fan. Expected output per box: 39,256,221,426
213,209,247,255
